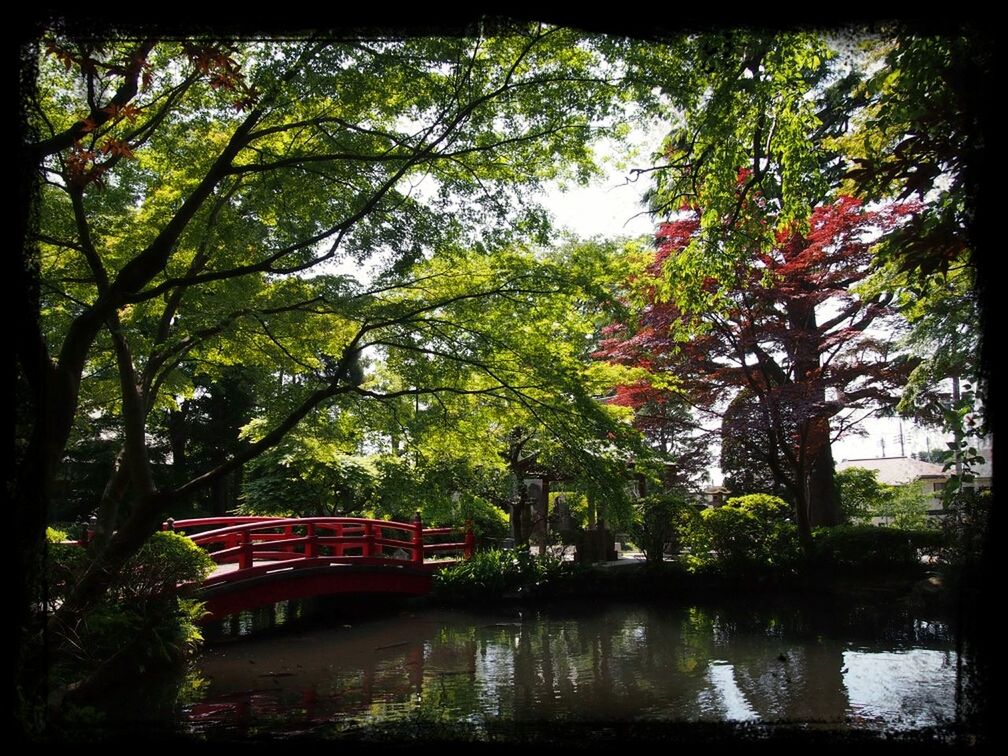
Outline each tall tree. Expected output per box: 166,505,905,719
597,197,917,548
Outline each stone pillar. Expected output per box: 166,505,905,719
526,479,546,550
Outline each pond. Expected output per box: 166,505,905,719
179,597,967,742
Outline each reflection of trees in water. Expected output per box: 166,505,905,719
693,602,849,723
188,602,958,734
501,606,716,721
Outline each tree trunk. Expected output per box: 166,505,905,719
793,487,814,554
808,435,840,528
13,442,54,732
787,299,840,531
210,472,233,515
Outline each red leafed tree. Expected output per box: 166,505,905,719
597,196,918,548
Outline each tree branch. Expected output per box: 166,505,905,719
32,38,157,160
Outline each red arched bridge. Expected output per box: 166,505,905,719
161,515,474,622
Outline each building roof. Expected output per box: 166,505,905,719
836,456,947,486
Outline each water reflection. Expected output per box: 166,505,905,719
184,602,960,737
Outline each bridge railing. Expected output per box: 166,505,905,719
162,514,474,572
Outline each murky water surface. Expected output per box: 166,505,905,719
182,600,961,738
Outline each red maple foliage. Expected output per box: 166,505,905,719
596,196,919,544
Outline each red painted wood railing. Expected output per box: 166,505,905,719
161,514,474,574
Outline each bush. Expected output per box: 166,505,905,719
630,493,697,565
433,547,569,601
812,524,943,569
115,531,216,603
44,531,216,690
684,494,800,574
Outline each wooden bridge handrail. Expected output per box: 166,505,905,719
165,516,279,530
168,516,420,539
161,515,474,570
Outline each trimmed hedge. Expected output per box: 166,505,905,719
812,524,943,568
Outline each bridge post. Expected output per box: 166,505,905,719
305,522,316,558
464,518,475,559
162,517,175,532
412,512,423,567
363,522,373,558
239,528,252,570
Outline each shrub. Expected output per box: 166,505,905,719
812,524,943,569
630,493,697,565
114,531,216,602
44,531,216,690
433,547,569,601
684,494,800,574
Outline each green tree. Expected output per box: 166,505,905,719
875,481,930,530
17,28,640,724
630,492,696,565
837,30,992,507
836,466,930,529
835,467,889,524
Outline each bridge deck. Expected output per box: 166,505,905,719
209,560,301,579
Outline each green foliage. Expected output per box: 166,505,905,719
812,525,942,569
630,493,697,565
115,532,216,603
683,494,800,574
433,547,569,602
549,491,589,530
369,456,511,539
642,32,843,316
241,437,378,517
43,533,214,689
47,526,69,543
44,542,89,604
939,488,991,567
241,440,512,539
836,467,931,529
843,32,989,282
877,481,931,530
836,467,890,523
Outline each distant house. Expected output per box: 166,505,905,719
837,447,993,520
836,456,948,519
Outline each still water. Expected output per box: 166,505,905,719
183,599,962,739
